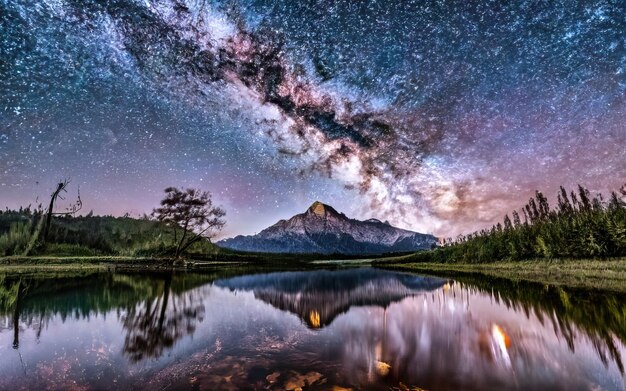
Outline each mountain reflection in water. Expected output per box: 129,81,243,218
215,268,446,328
0,267,624,390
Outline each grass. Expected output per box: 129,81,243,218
0,253,324,272
0,255,163,265
373,257,626,292
4,252,626,293
0,255,256,275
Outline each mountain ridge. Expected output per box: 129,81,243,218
217,201,437,254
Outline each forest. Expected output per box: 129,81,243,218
0,208,380,264
0,207,218,257
2,184,625,264
406,185,626,263
0,185,224,259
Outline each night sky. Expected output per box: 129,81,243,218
1,0,624,238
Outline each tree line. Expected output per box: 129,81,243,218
0,183,225,263
414,185,626,263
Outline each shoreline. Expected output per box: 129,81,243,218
0,256,266,274
0,256,356,274
373,258,626,292
3,256,626,293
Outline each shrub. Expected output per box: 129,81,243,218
0,221,32,256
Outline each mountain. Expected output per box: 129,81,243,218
217,201,437,254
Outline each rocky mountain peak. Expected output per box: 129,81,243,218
218,201,438,254
307,201,338,217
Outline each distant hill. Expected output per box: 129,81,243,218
217,201,437,255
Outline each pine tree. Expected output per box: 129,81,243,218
558,186,573,215
406,184,626,263
535,191,550,219
578,185,592,212
503,214,513,230
512,210,521,227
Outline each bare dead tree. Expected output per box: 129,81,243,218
41,179,83,241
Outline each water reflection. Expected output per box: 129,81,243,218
451,274,626,375
121,272,205,362
0,272,213,368
0,267,624,390
215,268,446,328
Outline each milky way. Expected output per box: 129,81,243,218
1,0,624,238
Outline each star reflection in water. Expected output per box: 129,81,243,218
0,268,624,390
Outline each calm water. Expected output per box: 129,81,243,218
0,267,624,390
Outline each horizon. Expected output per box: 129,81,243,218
1,2,625,388
4,185,624,242
2,0,624,240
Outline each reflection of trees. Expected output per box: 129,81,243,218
450,274,626,373
0,271,215,362
122,272,205,362
0,276,26,350
11,279,22,349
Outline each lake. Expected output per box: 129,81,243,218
0,266,624,390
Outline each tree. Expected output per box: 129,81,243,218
578,185,592,212
558,186,573,215
42,178,82,242
152,187,225,260
503,214,513,230
512,210,521,228
405,184,626,263
609,191,626,210
535,191,550,219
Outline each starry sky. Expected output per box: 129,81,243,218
1,0,624,239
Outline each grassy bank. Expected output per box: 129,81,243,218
7,254,626,293
0,255,271,274
0,256,162,265
0,255,366,280
0,253,358,272
374,257,626,292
